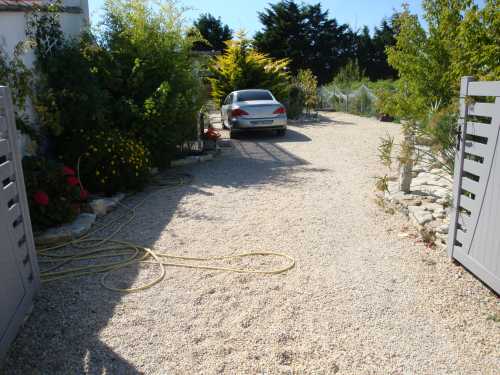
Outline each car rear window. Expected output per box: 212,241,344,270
237,91,273,101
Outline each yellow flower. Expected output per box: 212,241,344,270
96,170,100,176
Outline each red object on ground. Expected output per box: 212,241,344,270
79,189,89,201
205,128,221,141
34,191,49,206
66,176,80,186
63,166,76,176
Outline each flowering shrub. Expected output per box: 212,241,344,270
75,129,152,195
22,157,88,230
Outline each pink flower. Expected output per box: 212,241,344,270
34,191,49,206
63,166,76,176
66,176,80,186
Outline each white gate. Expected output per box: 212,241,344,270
0,86,40,361
448,77,500,294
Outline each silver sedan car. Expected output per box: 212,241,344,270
221,89,287,138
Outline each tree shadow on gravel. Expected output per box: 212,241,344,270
3,185,193,374
3,126,322,374
192,129,329,191
232,128,311,142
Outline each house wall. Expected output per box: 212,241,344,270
0,0,89,66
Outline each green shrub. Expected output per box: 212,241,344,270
286,84,305,119
23,157,88,230
33,35,111,138
72,129,151,195
99,0,205,167
26,0,204,170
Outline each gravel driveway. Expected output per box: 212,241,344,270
5,112,499,374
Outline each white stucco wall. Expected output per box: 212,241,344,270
0,0,89,66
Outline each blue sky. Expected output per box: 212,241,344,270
88,0,425,34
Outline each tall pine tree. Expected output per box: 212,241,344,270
254,0,355,84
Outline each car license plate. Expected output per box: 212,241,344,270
250,120,273,125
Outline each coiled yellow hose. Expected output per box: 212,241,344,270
37,173,295,292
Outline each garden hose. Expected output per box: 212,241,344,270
37,173,295,292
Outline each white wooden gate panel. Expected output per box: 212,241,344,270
448,77,500,294
0,86,40,362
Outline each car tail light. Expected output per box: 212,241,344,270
231,108,249,117
273,107,286,114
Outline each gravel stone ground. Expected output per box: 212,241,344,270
4,112,499,374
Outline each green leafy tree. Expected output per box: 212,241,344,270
254,0,355,84
355,26,374,80
191,13,233,52
208,34,290,106
452,0,500,81
369,18,398,80
381,0,499,182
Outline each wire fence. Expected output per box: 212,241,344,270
317,84,379,117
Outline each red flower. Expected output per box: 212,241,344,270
66,176,80,186
63,166,75,176
34,191,49,206
79,188,89,201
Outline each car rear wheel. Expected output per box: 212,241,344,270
277,129,286,136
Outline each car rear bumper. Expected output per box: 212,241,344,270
231,116,287,130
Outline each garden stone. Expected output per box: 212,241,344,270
436,197,449,205
408,206,433,226
436,223,449,234
405,199,422,207
71,213,98,237
35,213,96,246
432,187,450,198
430,168,447,176
90,193,125,216
171,155,200,167
432,211,447,220
423,203,445,213
199,153,214,162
